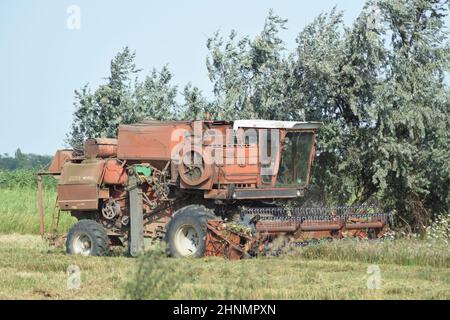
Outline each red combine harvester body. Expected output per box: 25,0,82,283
39,120,390,258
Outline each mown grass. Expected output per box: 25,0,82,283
0,186,448,299
0,234,448,300
0,188,75,234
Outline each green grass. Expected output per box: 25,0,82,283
289,239,450,268
0,188,75,234
0,234,448,300
0,170,56,189
0,186,448,299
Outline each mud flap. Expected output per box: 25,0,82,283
128,174,144,257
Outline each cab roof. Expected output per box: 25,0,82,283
134,119,322,130
232,120,322,130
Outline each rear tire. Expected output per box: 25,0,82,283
165,205,215,258
66,220,110,256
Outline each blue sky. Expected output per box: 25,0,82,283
0,0,444,155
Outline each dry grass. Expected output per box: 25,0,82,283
0,234,132,299
0,234,448,300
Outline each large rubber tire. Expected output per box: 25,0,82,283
66,220,110,256
165,205,215,258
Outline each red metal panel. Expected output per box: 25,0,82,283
117,124,190,160
218,145,259,185
47,150,73,174
103,159,128,185
59,160,105,185
57,184,99,211
84,138,118,158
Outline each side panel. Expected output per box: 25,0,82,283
218,145,259,185
103,159,128,185
234,188,298,199
57,184,99,210
84,138,118,158
57,159,105,211
117,124,191,160
59,160,105,185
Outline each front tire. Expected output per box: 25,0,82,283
66,220,110,256
165,205,215,258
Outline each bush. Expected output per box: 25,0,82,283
425,214,450,245
123,244,198,300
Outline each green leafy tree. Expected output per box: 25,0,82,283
0,149,52,170
367,0,450,225
292,5,390,205
132,66,179,122
206,9,290,120
180,83,214,120
67,47,138,152
67,49,179,153
205,2,449,226
296,0,450,225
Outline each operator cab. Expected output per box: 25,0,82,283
232,120,321,191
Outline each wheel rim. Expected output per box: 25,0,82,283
72,234,93,256
174,224,200,257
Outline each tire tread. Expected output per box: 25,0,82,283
66,220,110,256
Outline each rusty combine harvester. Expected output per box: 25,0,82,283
38,120,391,259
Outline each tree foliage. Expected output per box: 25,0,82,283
181,83,214,120
0,149,52,171
206,10,292,120
67,48,179,153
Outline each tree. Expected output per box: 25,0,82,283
291,5,390,205
67,49,179,153
108,47,141,90
368,0,450,225
206,9,291,120
132,66,179,122
204,3,449,226
180,83,214,120
0,149,53,170
67,47,138,152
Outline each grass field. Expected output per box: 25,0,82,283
0,234,448,300
0,186,448,300
0,188,75,234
